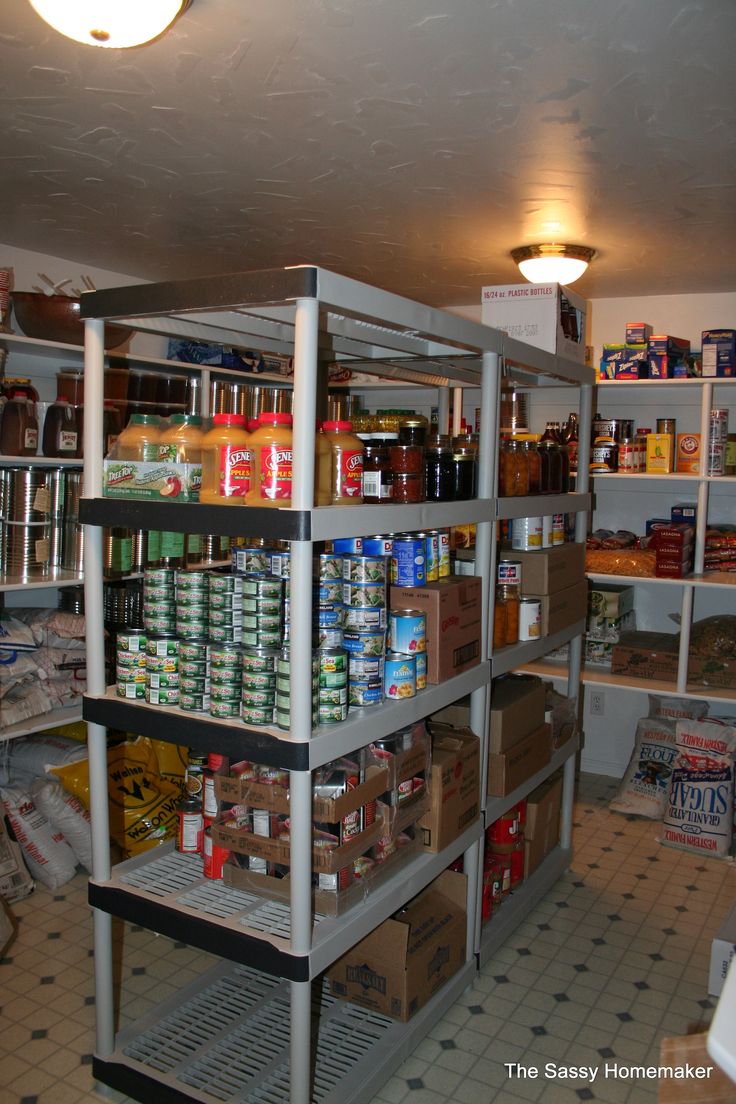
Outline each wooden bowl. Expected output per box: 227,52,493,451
11,292,133,350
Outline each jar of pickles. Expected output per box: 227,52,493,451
499,439,530,496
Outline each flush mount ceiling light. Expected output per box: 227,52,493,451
511,243,595,285
28,0,191,48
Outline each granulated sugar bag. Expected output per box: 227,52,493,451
610,717,678,819
660,718,736,858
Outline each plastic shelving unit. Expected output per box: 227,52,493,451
78,265,595,1104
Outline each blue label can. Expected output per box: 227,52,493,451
362,535,394,557
415,650,427,690
390,536,426,587
389,609,426,654
384,653,417,700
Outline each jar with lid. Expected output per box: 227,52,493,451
539,439,562,493
322,420,364,504
499,439,529,496
499,583,519,645
200,413,250,505
159,414,204,463
452,447,477,499
523,440,541,494
112,414,162,462
425,435,454,501
0,397,39,456
398,415,429,447
376,411,401,435
558,440,570,492
246,412,293,507
363,436,392,503
42,397,79,458
2,378,39,404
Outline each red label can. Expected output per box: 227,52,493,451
203,827,229,879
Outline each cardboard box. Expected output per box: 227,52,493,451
646,433,675,473
390,577,482,684
212,814,383,872
588,582,635,621
599,343,648,380
529,580,587,636
487,723,551,797
103,459,201,501
328,870,467,1021
676,433,701,474
702,329,736,378
507,543,585,596
481,282,586,363
215,764,389,817
489,676,546,753
611,631,679,682
418,725,480,852
689,654,736,691
626,322,653,344
709,902,736,996
525,773,563,841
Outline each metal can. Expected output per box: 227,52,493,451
209,699,241,719
232,547,271,575
343,630,385,656
210,645,241,667
241,646,278,673
318,685,348,706
267,549,291,578
342,581,386,609
343,606,386,632
342,555,387,584
617,438,637,472
590,441,618,472
116,649,147,669
415,650,427,690
362,535,393,557
117,680,145,700
180,692,209,712
242,670,277,691
208,590,243,610
146,653,178,673
318,701,349,724
707,439,726,477
144,583,176,602
348,654,384,682
317,553,343,580
390,536,426,587
179,658,209,677
176,620,209,641
348,680,384,707
541,516,553,549
389,609,426,654
384,653,416,700
711,409,729,441
424,531,440,582
175,591,209,611
510,517,542,551
241,687,276,709
145,686,180,706
332,537,363,555
179,640,210,662
240,574,283,599
318,648,348,675
497,559,522,587
176,797,203,854
208,624,241,644
117,631,147,653
518,598,542,641
146,636,179,659
180,675,210,694
144,614,177,635
175,569,209,591
208,572,240,593
202,826,229,879
148,671,180,689
657,418,677,437
551,514,565,546
210,682,242,702
438,528,451,577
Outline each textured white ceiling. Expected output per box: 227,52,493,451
1,0,735,305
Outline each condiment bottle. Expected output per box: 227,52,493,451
112,414,162,461
0,396,38,456
200,414,250,505
322,420,364,504
246,412,293,507
159,414,204,462
42,398,79,458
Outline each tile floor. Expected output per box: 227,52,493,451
1,773,734,1104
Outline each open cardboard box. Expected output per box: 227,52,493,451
215,764,389,819
328,869,468,1021
419,724,480,853
212,813,384,873
487,723,551,797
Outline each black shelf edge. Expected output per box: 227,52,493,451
80,498,311,540
83,694,310,770
92,1058,196,1104
88,883,308,981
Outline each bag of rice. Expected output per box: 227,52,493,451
610,717,678,819
648,695,709,723
0,786,78,889
660,718,736,858
31,777,93,872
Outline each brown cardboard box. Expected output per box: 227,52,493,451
418,725,480,852
502,543,585,596
489,676,546,753
611,631,679,681
390,577,482,684
689,654,736,691
523,772,563,876
487,723,551,797
529,580,588,636
328,870,467,1021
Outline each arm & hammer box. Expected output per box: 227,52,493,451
328,870,467,1021
481,282,586,363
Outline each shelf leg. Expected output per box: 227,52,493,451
677,586,694,696
559,751,576,852
463,838,482,957
290,979,312,1104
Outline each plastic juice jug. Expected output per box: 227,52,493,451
42,398,79,457
159,414,204,462
200,414,250,505
322,420,364,504
0,397,38,456
112,414,162,461
246,412,293,507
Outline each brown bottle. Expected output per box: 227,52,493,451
0,397,38,456
42,398,79,457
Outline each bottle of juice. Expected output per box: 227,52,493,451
315,423,332,506
322,420,364,504
159,414,204,462
112,414,162,461
247,412,293,507
200,414,250,505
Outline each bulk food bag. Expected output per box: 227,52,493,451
660,718,736,858
0,786,78,889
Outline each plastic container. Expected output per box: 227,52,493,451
322,420,364,504
42,398,80,457
200,414,250,505
246,412,293,507
159,414,204,463
0,397,38,456
111,414,162,461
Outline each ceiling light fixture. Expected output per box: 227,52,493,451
28,0,191,48
511,243,595,286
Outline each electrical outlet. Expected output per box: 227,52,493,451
589,690,605,716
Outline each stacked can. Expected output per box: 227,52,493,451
145,635,179,706
116,630,147,699
175,569,209,640
317,648,349,724
343,553,387,705
388,608,427,691
232,545,272,576
142,567,176,635
390,533,426,587
708,408,729,477
208,572,243,645
209,643,242,720
241,645,279,727
275,647,319,731
179,639,211,712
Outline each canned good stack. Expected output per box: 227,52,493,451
115,631,147,700
482,800,526,923
145,636,180,706
208,572,243,645
179,639,211,712
493,559,541,648
176,569,209,640
142,567,176,635
273,649,318,730
209,644,242,720
508,513,566,552
343,551,388,707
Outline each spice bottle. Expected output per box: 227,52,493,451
322,420,364,504
246,412,293,507
200,414,250,505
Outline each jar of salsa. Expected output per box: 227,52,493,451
392,472,424,503
389,444,423,474
246,412,293,507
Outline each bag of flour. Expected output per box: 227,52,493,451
610,717,678,819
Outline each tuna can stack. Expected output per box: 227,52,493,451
115,631,147,700
145,635,179,706
342,548,388,707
